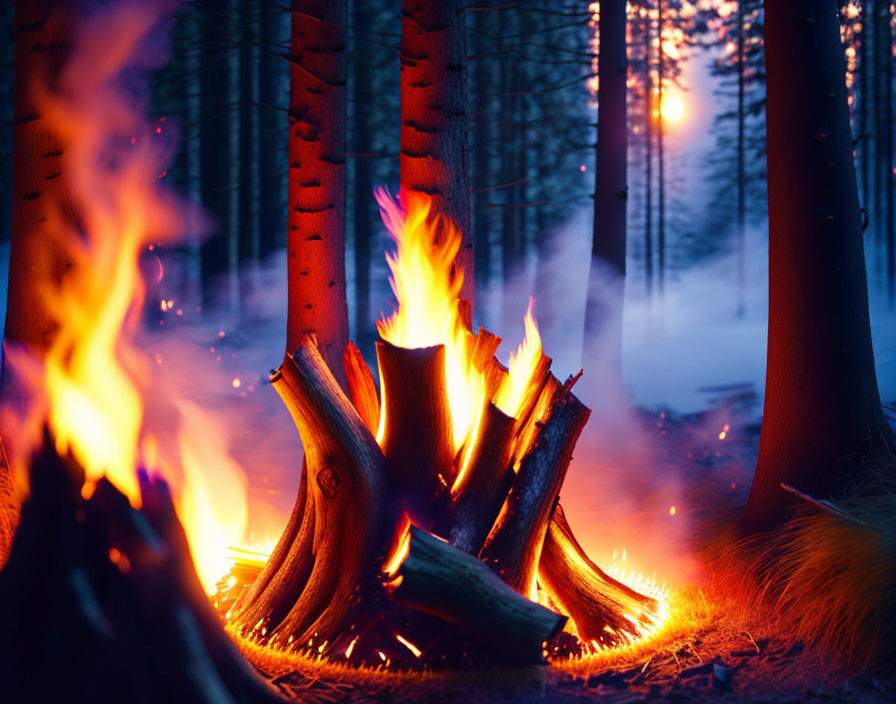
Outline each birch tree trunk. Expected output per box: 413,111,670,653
286,0,349,385
1,0,73,563
400,0,473,304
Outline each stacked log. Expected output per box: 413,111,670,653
226,328,659,667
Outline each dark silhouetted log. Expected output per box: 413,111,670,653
538,504,658,648
269,336,388,647
386,526,566,664
376,340,453,519
343,341,380,435
0,435,285,704
230,468,315,636
480,390,590,594
445,402,515,554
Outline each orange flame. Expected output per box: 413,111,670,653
374,188,484,451
6,2,247,594
494,298,542,419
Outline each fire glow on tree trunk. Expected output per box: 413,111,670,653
400,0,473,304
286,0,350,382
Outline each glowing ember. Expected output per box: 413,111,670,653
395,634,422,658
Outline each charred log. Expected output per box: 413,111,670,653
479,390,590,594
376,340,453,520
386,526,566,664
444,402,515,554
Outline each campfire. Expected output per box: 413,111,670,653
218,189,669,669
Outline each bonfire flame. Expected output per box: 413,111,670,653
7,1,247,594
375,188,484,451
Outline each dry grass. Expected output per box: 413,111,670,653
708,458,896,673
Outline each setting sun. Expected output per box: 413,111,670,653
660,94,685,122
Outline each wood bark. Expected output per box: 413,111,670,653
538,504,658,648
343,340,380,435
480,390,590,595
1,0,74,565
590,0,628,278
400,0,473,303
387,526,566,664
229,468,315,636
287,0,349,384
268,337,388,647
741,0,894,534
376,340,453,521
444,402,515,554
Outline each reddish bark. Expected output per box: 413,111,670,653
287,0,349,384
0,0,73,564
400,0,473,303
741,0,893,534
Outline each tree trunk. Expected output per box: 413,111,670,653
1,0,73,564
583,0,628,374
286,0,349,384
400,0,473,304
740,0,893,535
198,3,236,308
657,0,666,295
258,4,283,260
238,0,260,303
351,0,373,346
736,0,746,317
643,6,654,296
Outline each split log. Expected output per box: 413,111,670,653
269,336,389,647
386,526,566,664
230,467,315,636
0,434,285,704
506,353,552,442
444,402,515,554
512,373,562,464
376,340,453,519
538,503,659,647
343,341,380,435
480,390,590,595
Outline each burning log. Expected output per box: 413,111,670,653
479,389,591,594
228,192,663,669
343,340,380,435
538,504,660,648
443,402,515,554
229,468,315,634
376,339,454,519
0,434,285,703
267,337,389,647
386,526,566,664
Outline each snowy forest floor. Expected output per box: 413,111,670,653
232,399,896,703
